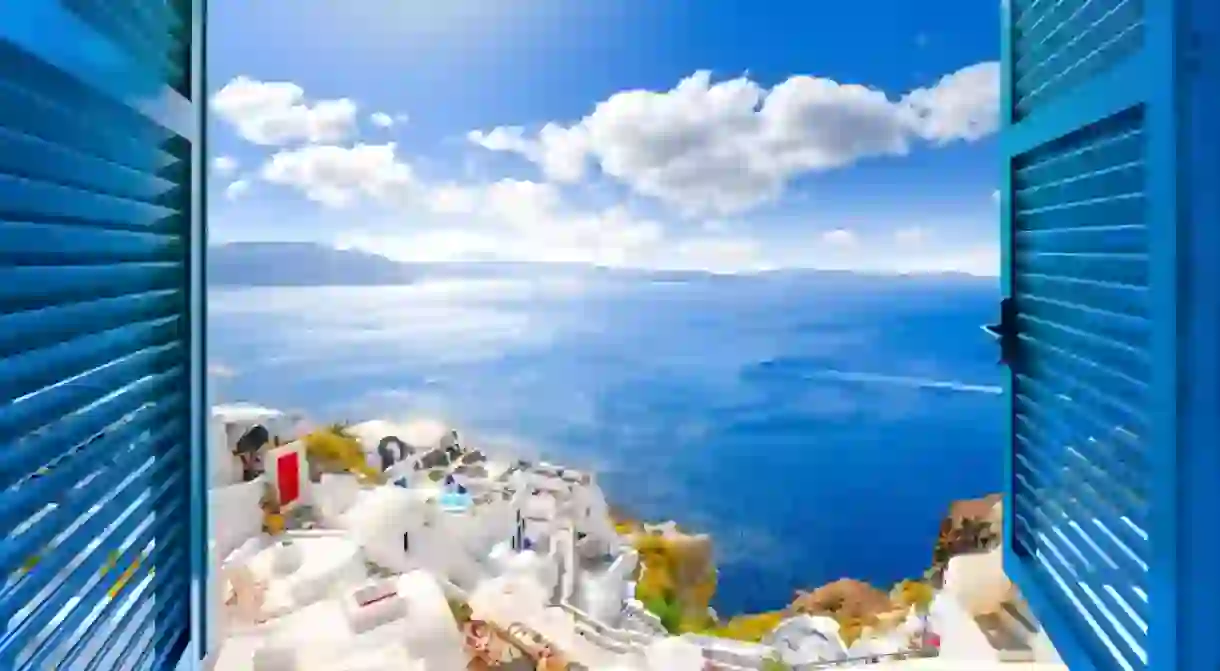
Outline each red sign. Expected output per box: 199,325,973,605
277,451,300,505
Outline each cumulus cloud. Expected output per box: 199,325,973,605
902,62,1001,143
311,168,766,271
211,76,358,145
339,179,698,269
246,130,760,270
260,143,414,207
218,66,999,275
224,179,251,200
467,124,589,183
213,155,239,176
467,62,1000,215
467,126,532,154
252,136,991,273
369,111,408,128
821,228,858,246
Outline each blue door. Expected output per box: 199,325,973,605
1000,1,1220,670
0,1,206,669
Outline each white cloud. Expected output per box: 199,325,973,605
902,62,1001,144
208,363,237,378
250,141,672,266
425,183,481,214
467,125,589,183
213,155,239,176
821,228,858,246
370,112,400,128
225,179,251,200
249,140,664,265
253,138,991,274
992,189,1001,203
217,72,996,275
467,126,532,154
467,62,1000,215
327,174,769,271
260,143,414,207
406,180,669,267
211,76,358,145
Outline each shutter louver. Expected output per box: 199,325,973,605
0,1,202,670
1011,0,1144,120
1011,107,1150,671
1001,0,1182,669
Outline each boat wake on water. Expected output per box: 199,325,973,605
803,370,1003,395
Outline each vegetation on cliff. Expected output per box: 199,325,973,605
631,530,719,634
708,610,788,642
613,497,960,647
300,423,382,483
926,493,1003,586
617,513,929,644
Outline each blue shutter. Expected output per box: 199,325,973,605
1000,0,1217,670
0,1,206,670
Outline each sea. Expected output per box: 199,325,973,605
208,271,1005,615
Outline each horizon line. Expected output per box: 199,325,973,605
209,241,1001,279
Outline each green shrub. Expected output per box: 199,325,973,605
643,596,684,634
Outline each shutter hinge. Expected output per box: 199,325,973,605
983,297,1019,366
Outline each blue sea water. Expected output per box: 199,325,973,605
208,272,1004,615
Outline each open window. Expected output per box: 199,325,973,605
0,1,207,667
998,0,1218,668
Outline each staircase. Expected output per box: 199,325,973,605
973,600,1041,663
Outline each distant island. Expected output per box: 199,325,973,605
207,241,993,288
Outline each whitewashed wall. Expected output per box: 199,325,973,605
209,478,264,558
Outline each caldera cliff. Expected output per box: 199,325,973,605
612,492,1004,646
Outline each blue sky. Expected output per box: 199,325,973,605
207,0,1002,274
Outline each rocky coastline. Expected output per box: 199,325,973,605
611,492,1005,646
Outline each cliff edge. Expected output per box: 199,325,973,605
927,493,1004,586
612,493,1005,646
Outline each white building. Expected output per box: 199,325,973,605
510,466,619,557
211,403,298,487
643,637,707,670
931,544,1064,666
336,481,535,591
208,405,312,525
569,476,620,558
346,418,459,474
210,569,466,671
571,549,639,625
763,614,848,665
